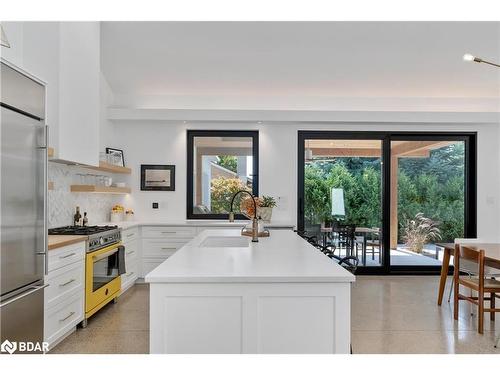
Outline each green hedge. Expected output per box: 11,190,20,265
304,144,465,243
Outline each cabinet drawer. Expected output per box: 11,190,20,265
142,226,196,239
45,291,84,347
142,238,186,258
142,258,167,277
48,242,86,272
122,227,139,243
122,260,139,288
124,239,139,263
46,260,84,310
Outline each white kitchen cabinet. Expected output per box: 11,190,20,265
140,226,197,278
57,22,100,166
22,22,61,152
1,22,101,165
44,241,85,350
121,227,140,293
142,226,197,239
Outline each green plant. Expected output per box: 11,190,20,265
260,195,277,208
210,177,249,213
401,213,442,253
215,155,238,173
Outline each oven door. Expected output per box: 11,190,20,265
85,243,124,316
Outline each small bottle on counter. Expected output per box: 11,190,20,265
82,212,88,227
74,206,82,226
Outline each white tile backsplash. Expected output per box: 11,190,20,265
48,163,125,228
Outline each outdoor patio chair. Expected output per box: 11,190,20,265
337,224,356,257
453,244,500,334
366,228,381,261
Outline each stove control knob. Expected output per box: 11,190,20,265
99,237,105,246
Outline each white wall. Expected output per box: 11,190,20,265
58,22,100,166
109,121,500,241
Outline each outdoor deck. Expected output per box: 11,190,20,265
359,244,444,267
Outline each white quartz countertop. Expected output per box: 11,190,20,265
98,220,295,230
145,229,355,283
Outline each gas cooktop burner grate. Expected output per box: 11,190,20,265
48,225,118,235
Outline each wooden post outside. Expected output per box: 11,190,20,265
390,155,399,249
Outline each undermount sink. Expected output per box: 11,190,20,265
200,236,250,248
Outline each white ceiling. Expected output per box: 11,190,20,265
101,22,500,109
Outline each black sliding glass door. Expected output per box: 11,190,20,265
297,131,476,274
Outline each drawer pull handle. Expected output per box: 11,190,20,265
126,251,135,255
126,233,135,238
161,231,176,234
59,311,75,322
161,247,176,250
126,271,135,277
59,252,76,259
59,278,76,287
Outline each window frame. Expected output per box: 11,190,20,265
297,130,477,275
186,130,259,220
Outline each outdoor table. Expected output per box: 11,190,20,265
320,226,380,265
435,242,500,306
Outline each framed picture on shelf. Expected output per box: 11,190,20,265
141,164,175,191
105,147,125,167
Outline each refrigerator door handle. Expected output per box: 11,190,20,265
0,284,49,308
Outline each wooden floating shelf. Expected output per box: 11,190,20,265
70,185,131,194
85,161,132,174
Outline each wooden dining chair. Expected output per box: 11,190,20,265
453,244,500,334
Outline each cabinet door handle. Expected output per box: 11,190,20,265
126,251,135,255
126,271,135,277
59,252,76,259
59,278,76,287
161,231,176,234
126,233,134,238
59,311,75,322
161,247,176,250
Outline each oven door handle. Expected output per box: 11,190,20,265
92,248,119,262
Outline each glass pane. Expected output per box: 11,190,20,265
303,139,383,267
390,140,465,266
93,251,119,291
192,136,254,215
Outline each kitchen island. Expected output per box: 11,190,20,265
145,229,355,354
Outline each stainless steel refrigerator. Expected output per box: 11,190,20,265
0,60,48,352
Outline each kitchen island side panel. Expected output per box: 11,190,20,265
149,282,351,354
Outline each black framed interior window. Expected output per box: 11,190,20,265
187,130,259,219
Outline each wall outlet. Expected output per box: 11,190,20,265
152,202,159,209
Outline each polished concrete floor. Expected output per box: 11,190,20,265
51,276,500,354
50,284,149,354
351,276,500,354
